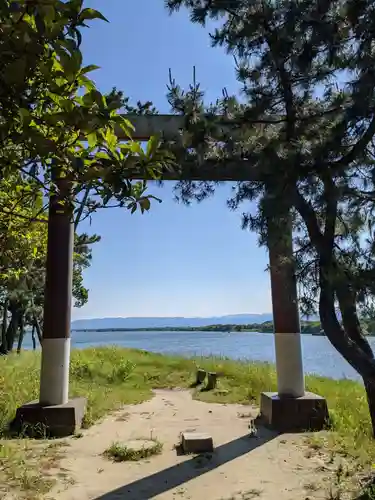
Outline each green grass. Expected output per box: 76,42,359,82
1,346,375,497
103,438,163,462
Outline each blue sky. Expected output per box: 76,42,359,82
73,0,271,320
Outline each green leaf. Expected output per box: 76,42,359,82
74,27,82,47
77,75,96,91
104,127,118,150
87,132,97,149
129,141,144,155
84,89,106,109
38,4,55,24
60,99,75,112
79,8,109,23
18,108,31,126
139,197,151,211
57,47,82,78
80,64,100,75
71,49,83,74
57,39,77,56
67,0,84,13
146,135,160,158
121,118,135,133
95,152,110,160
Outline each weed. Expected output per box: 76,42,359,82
103,438,163,462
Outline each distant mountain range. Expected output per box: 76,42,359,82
71,313,318,330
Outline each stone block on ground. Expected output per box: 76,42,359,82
181,431,214,454
259,391,329,432
196,369,207,385
206,372,217,390
11,397,87,438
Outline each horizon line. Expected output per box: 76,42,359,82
71,312,275,321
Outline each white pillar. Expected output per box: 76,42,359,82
274,332,305,397
39,338,71,405
267,209,305,398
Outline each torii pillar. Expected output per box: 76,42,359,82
259,210,328,431
12,174,86,437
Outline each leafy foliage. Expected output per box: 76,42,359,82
0,175,98,352
0,1,175,351
0,0,174,218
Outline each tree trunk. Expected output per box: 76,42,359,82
33,314,43,345
0,298,8,354
6,307,19,352
16,313,25,354
335,278,375,437
5,317,15,352
31,324,36,350
293,185,375,436
318,269,375,437
364,379,375,438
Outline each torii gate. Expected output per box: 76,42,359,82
14,115,328,436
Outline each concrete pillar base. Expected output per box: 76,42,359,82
259,392,329,432
11,397,87,438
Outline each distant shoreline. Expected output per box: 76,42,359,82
70,322,375,336
71,321,325,335
71,327,323,334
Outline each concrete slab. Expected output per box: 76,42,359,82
259,391,329,432
181,431,214,454
11,397,87,437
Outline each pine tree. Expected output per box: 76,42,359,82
165,0,375,435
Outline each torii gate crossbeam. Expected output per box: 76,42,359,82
13,114,328,437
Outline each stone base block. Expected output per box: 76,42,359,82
11,397,87,438
260,392,329,432
181,432,214,454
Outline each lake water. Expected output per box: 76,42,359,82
23,329,372,381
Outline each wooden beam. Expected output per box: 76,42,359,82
128,159,255,182
120,114,185,141
121,114,257,182
120,114,236,141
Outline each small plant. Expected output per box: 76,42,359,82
103,438,163,462
325,410,338,431
107,361,136,384
355,475,375,500
12,421,49,439
327,463,351,500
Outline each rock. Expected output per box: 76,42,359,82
181,432,214,454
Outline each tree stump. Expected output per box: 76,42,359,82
206,372,217,391
196,369,207,385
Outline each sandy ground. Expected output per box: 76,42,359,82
47,389,347,500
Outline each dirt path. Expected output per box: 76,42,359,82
47,389,345,500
